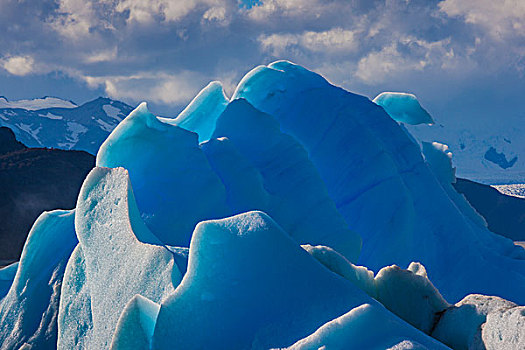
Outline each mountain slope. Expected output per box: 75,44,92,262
0,127,94,261
0,97,133,155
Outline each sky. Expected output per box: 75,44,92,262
0,0,524,123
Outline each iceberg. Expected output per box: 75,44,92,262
373,92,434,125
111,294,160,350
210,99,361,261
0,210,77,350
171,81,229,143
152,211,444,349
58,167,183,349
96,103,230,246
1,60,524,349
431,294,517,349
482,305,525,349
57,245,94,349
287,303,446,350
232,60,525,304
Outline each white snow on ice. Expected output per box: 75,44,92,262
492,184,525,198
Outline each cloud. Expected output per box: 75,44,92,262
84,71,207,106
114,0,231,24
0,0,523,117
355,37,465,84
83,48,119,64
246,0,342,21
439,0,525,39
49,0,104,40
202,6,228,25
1,56,36,76
259,28,359,56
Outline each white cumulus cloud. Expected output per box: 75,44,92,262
1,56,36,76
439,0,525,39
84,71,207,106
259,28,359,56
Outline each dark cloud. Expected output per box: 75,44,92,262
0,0,523,120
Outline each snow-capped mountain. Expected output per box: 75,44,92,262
0,97,133,155
0,96,78,110
403,113,524,185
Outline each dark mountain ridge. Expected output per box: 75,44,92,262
0,127,94,262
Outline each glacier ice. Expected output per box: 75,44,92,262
171,81,229,143
152,211,443,349
374,264,450,334
431,294,517,349
302,244,376,297
482,305,525,349
58,167,183,349
303,245,449,335
57,245,94,349
210,99,361,261
421,141,488,230
152,211,369,349
373,92,434,125
99,95,361,261
421,141,456,185
232,60,525,304
96,103,230,246
0,262,17,300
0,210,77,350
302,244,523,349
200,136,272,214
287,303,448,350
1,60,524,349
110,294,160,350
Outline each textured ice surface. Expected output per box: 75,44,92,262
58,167,182,349
110,294,160,350
57,245,93,349
171,81,229,143
482,305,525,349
304,246,450,336
374,265,450,334
432,294,517,349
303,245,376,297
373,92,434,125
153,211,444,349
287,303,448,350
493,183,525,198
233,60,525,304
0,210,77,350
422,141,488,231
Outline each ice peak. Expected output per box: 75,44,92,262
173,81,229,143
373,92,434,125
